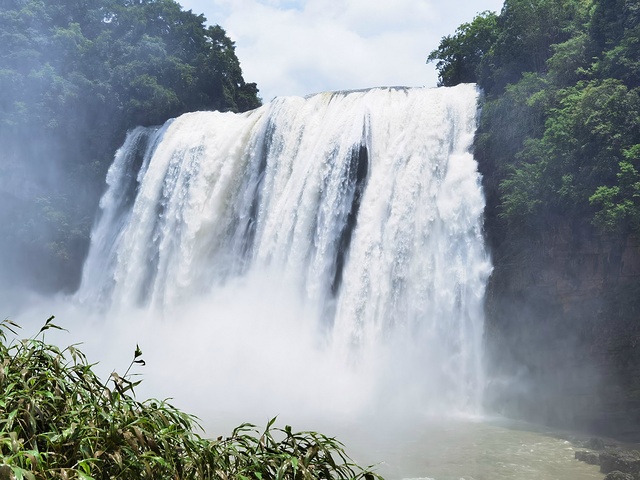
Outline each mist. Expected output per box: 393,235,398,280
6,85,490,451
14,271,443,439
0,0,261,297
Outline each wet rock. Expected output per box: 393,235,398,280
575,450,600,465
586,437,607,450
603,471,635,480
600,451,640,475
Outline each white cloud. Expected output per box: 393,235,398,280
334,0,436,36
179,0,504,102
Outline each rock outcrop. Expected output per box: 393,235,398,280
604,472,635,480
600,451,640,475
482,217,640,440
575,450,600,465
575,447,640,479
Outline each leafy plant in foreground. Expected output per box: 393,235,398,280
0,317,381,480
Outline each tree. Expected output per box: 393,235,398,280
427,11,498,86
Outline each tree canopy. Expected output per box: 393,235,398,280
428,0,640,239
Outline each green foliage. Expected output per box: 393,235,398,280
0,318,381,480
546,33,590,85
498,78,640,228
430,0,640,237
500,159,545,222
427,11,498,86
476,0,586,93
591,146,640,232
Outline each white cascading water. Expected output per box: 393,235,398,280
78,84,492,421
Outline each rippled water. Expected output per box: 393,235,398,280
335,418,604,480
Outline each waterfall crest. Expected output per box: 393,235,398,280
78,84,492,416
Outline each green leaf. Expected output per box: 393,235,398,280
11,467,35,480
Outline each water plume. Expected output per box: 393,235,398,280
73,84,491,431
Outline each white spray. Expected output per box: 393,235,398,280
76,85,491,429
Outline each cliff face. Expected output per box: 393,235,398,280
483,220,640,440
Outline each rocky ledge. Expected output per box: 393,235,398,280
575,438,640,479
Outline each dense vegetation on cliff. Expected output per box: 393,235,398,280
429,0,640,238
0,0,261,292
429,0,640,437
0,318,379,479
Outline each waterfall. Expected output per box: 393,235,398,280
78,84,492,417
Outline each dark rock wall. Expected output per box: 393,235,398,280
482,218,640,440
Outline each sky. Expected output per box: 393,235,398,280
178,0,505,102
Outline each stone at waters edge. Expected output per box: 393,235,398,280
600,451,640,475
603,472,635,480
576,447,640,477
587,437,607,450
576,450,600,465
